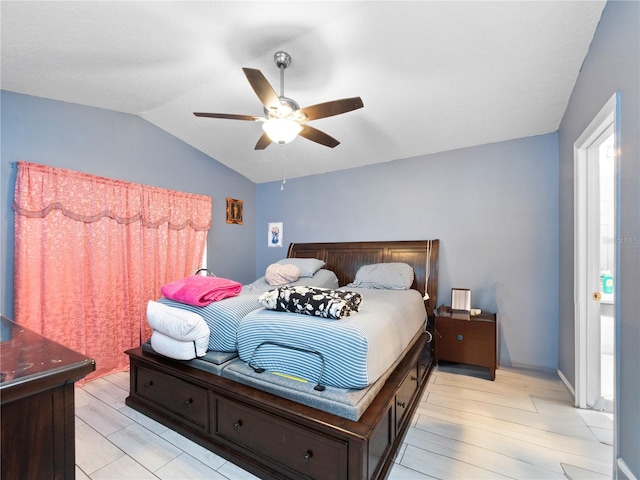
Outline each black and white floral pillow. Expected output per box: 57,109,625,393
258,285,362,320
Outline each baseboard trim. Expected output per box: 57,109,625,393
617,458,637,480
556,368,576,404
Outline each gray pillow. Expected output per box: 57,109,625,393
277,258,325,278
348,263,414,290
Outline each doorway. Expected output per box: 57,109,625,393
595,132,615,412
574,93,619,416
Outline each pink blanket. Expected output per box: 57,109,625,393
161,276,242,306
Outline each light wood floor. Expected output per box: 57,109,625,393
75,364,614,479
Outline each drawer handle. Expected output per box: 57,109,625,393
303,450,313,462
233,420,243,430
183,398,193,405
457,334,464,341
397,401,406,408
411,376,418,382
144,380,154,388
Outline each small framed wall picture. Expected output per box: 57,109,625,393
268,222,283,247
226,198,243,225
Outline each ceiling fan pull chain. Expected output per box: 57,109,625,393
280,143,287,191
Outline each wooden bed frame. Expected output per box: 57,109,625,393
126,239,439,480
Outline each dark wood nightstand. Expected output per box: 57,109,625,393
434,308,497,380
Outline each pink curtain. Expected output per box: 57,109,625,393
13,162,211,381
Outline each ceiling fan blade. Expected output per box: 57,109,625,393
254,133,272,150
299,125,340,148
194,112,262,121
242,68,280,110
299,97,364,121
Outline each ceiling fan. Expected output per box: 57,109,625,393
194,51,364,150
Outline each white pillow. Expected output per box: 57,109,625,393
150,330,207,359
276,258,325,277
348,263,415,290
146,300,210,342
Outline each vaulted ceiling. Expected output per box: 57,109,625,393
1,1,606,183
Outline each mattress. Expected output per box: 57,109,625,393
157,269,339,352
142,340,237,375
140,333,426,421
237,288,427,389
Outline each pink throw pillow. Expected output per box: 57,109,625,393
265,263,300,286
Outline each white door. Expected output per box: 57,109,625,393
595,133,615,412
574,93,619,413
583,129,616,411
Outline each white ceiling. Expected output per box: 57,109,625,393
1,1,606,184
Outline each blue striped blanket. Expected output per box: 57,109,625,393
157,270,339,352
237,288,427,389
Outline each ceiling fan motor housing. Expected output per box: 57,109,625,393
264,97,302,119
274,51,291,69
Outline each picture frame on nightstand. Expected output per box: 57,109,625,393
451,288,471,320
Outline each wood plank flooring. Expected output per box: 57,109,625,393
75,364,613,479
390,363,613,480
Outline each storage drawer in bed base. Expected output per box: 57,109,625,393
135,365,209,431
215,397,349,479
126,331,433,480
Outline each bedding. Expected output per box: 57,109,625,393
156,268,339,352
220,352,394,421
160,275,242,306
142,340,237,375
241,267,338,294
146,301,210,359
264,263,300,286
141,336,393,421
276,257,325,277
237,288,427,389
146,300,210,342
257,285,362,319
347,262,414,290
150,330,208,360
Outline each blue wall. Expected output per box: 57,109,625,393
558,1,639,476
257,133,560,370
1,90,561,372
0,91,257,320
3,4,637,470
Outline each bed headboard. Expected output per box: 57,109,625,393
287,240,439,316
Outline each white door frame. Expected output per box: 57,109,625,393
573,92,619,409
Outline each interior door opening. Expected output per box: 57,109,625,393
595,133,615,413
573,93,619,421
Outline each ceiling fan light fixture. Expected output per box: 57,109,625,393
262,118,302,144
194,51,363,150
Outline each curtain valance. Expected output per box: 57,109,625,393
13,162,211,231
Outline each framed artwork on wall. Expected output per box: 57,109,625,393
268,222,283,247
226,198,243,224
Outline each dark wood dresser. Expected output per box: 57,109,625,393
434,309,497,380
1,316,95,480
